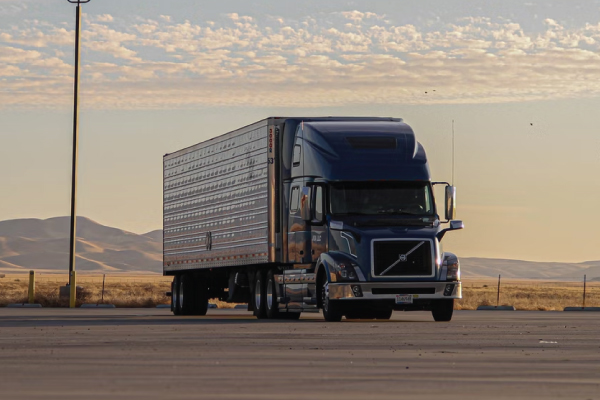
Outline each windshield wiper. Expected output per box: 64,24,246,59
376,209,419,215
336,212,371,216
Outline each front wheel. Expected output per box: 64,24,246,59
431,299,454,322
321,280,343,322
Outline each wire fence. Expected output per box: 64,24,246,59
1,271,598,310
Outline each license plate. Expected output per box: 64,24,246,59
396,294,413,304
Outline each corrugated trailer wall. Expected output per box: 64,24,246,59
163,120,270,273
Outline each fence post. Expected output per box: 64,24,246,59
101,274,106,304
496,274,501,307
583,274,587,309
28,270,35,304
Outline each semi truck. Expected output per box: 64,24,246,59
163,117,463,321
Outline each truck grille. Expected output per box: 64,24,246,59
372,240,433,277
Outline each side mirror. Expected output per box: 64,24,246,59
300,187,312,221
445,186,456,221
436,220,464,242
449,220,464,230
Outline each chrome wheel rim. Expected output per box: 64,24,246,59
178,279,184,310
322,281,329,313
266,279,273,310
255,278,261,309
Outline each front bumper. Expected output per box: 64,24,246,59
329,281,462,300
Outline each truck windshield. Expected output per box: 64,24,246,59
330,182,434,216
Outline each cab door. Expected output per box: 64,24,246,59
310,185,327,262
287,185,302,263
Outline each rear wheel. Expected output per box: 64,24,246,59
265,270,279,319
170,279,176,313
181,274,208,316
253,270,267,319
432,299,454,322
321,280,343,322
173,275,182,315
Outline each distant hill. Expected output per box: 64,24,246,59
0,217,162,274
0,217,598,279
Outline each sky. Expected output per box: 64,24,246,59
1,0,600,263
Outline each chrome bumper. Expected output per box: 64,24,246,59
329,281,462,300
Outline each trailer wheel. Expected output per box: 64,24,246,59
181,274,208,316
431,299,454,322
170,279,175,313
173,275,182,315
321,280,343,322
253,270,267,319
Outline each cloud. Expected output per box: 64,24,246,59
2,12,600,109
96,14,114,23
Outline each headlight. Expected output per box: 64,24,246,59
446,261,460,281
329,262,360,282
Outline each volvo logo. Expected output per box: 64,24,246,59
398,254,408,262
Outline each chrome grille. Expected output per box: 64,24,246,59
372,240,433,277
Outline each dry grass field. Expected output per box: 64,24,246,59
0,274,172,308
1,274,598,310
456,279,600,311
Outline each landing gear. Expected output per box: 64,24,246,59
431,299,454,322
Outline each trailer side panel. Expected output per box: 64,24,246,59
163,120,269,273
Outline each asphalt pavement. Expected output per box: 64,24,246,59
0,308,599,400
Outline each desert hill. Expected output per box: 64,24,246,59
0,217,162,273
0,217,598,280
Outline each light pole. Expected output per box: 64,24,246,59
67,0,90,308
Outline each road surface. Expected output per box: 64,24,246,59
0,309,598,400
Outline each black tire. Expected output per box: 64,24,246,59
181,274,208,316
431,299,454,322
170,280,175,313
321,279,343,322
173,275,182,315
265,270,280,319
253,270,267,319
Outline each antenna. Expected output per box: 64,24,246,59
452,119,455,186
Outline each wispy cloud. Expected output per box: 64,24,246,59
2,12,600,109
